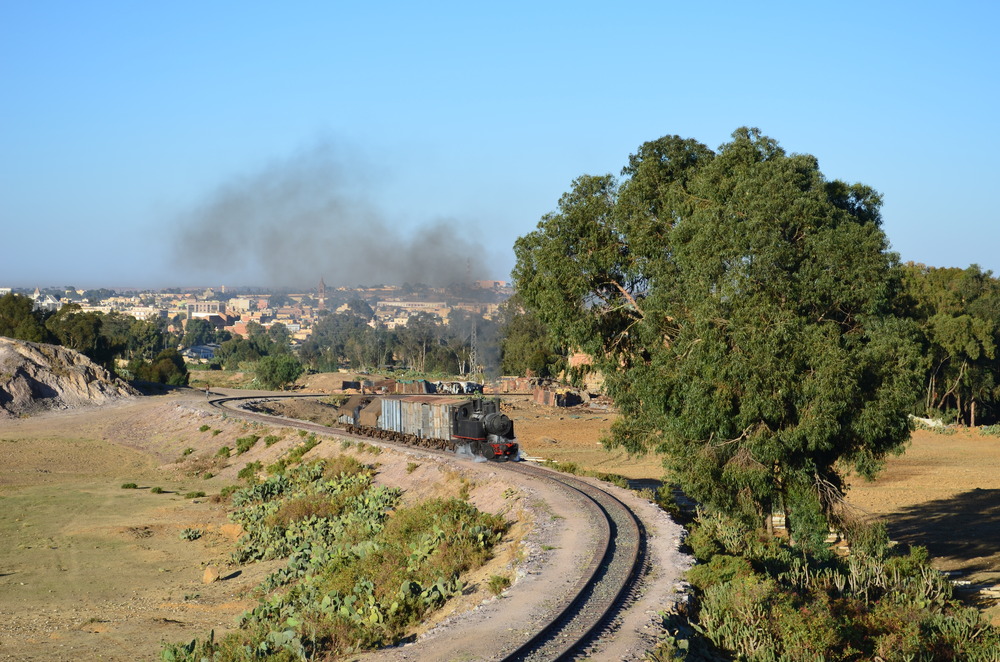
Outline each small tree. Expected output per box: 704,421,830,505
255,354,304,390
0,293,50,342
130,348,189,386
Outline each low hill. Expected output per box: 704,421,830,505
0,336,138,418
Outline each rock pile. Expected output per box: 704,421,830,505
0,337,139,418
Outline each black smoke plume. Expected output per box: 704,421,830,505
172,142,487,288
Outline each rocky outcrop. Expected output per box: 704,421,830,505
0,337,139,418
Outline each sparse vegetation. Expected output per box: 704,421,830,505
406,462,419,474
184,491,206,499
182,447,195,456
179,528,202,541
286,436,320,464
162,458,507,660
650,511,1000,660
215,446,231,458
542,459,629,489
237,461,263,482
235,434,260,455
487,574,511,596
263,434,281,447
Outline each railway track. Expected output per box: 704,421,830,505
499,463,646,661
207,392,649,661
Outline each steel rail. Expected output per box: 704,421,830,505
206,393,647,661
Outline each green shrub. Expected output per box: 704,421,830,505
648,514,1000,661
164,462,508,659
182,447,195,456
487,574,511,596
202,472,214,480
184,491,206,499
121,482,138,489
211,429,222,436
686,554,755,592
150,486,164,494
216,446,231,458
263,434,281,447
406,462,419,474
321,455,368,479
179,528,202,541
286,436,320,464
980,424,1000,437
199,424,210,432
238,462,263,482
235,434,260,455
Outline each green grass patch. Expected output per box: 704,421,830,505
120,482,138,489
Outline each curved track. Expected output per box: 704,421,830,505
208,393,648,661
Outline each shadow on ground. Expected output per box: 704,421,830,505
886,488,1000,575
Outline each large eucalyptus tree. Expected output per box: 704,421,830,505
514,128,922,546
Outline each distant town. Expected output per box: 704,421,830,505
0,279,512,348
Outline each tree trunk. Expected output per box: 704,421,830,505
971,399,977,428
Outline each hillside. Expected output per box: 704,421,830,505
0,336,138,418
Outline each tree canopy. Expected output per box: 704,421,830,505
0,293,49,342
901,263,1000,425
513,128,922,546
254,353,304,390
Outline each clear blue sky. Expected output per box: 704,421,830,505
2,1,997,289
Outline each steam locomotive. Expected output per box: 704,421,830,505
337,395,519,461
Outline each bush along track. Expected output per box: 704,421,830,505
650,512,1000,661
162,456,507,661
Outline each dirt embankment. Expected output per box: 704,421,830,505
0,337,138,419
0,391,551,660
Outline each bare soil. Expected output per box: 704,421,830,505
0,389,668,661
845,427,1000,624
4,381,998,659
